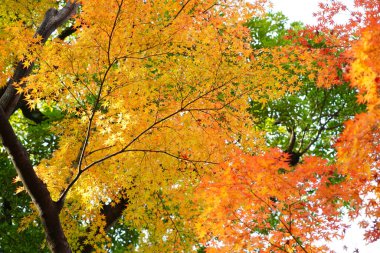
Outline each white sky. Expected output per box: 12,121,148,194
269,1,380,252
270,0,356,26
271,0,320,25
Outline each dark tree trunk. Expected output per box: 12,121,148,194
0,107,71,252
286,151,301,166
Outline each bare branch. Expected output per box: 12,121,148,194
120,149,218,165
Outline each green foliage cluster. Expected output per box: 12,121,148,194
249,82,364,159
246,12,365,161
246,12,303,49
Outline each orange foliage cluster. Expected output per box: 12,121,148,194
280,26,349,89
334,2,380,242
195,1,380,251
196,149,354,252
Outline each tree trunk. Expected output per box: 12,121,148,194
0,108,71,252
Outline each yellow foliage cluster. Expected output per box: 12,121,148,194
0,0,287,250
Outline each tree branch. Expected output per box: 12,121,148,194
57,24,79,40
123,149,218,164
79,194,130,253
0,0,80,117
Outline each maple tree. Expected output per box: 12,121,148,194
1,0,379,252
305,0,380,245
331,0,380,244
195,4,379,252
0,0,274,252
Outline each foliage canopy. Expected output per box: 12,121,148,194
0,0,379,252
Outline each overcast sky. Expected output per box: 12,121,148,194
268,1,380,252
271,0,320,25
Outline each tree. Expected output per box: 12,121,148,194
0,0,275,252
194,10,374,253
1,1,379,252
333,3,380,244
312,0,380,244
